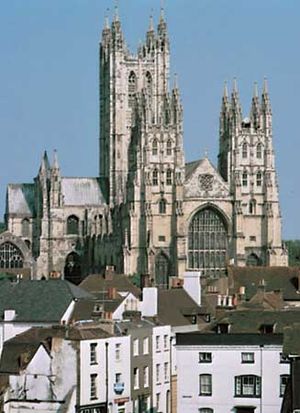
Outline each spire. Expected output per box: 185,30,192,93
104,10,109,30
158,0,168,38
250,82,260,129
174,73,179,90
261,77,272,114
149,12,154,32
114,0,119,22
223,80,229,99
160,0,165,22
230,78,242,127
40,151,50,173
52,149,60,170
263,76,268,95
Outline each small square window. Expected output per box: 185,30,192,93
241,352,255,363
199,352,212,363
159,235,166,242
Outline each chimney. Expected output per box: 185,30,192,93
4,309,16,321
141,274,150,289
141,287,158,317
107,287,117,300
104,265,114,280
183,271,201,306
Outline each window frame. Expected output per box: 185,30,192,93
199,352,212,363
241,352,255,364
90,373,97,400
90,343,97,365
235,375,261,398
199,374,212,396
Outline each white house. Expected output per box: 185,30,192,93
152,325,172,413
79,333,132,413
176,333,290,413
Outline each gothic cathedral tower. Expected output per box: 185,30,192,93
218,79,288,266
99,10,185,281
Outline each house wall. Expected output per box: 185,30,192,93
177,343,289,413
80,335,131,413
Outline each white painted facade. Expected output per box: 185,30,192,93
176,338,290,413
3,337,77,413
80,335,132,413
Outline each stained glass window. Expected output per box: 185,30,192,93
0,242,24,269
188,209,227,278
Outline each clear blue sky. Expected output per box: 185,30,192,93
0,0,299,239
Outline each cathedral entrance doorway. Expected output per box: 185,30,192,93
188,207,228,278
64,252,82,285
155,252,169,289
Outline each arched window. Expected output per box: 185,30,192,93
64,252,81,285
21,218,30,237
256,171,262,187
24,240,31,250
128,71,137,108
155,253,169,289
152,169,158,186
166,139,172,156
159,199,167,214
0,242,23,269
166,169,172,185
67,215,79,235
152,139,158,156
188,208,227,278
145,71,152,95
256,143,263,159
249,199,256,215
242,142,248,158
242,171,248,186
246,253,261,267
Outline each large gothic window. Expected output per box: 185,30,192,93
166,139,172,155
246,253,261,266
166,169,172,185
67,215,79,235
128,71,137,108
188,208,227,278
0,242,24,269
155,253,169,289
64,252,82,285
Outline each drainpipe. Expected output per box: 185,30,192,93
105,342,109,412
169,335,174,413
260,344,263,413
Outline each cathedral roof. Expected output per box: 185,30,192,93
185,159,205,181
61,177,105,206
6,183,35,215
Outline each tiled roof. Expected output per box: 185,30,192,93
6,183,35,215
176,332,283,346
228,266,300,301
80,274,141,297
157,288,205,327
0,279,93,322
70,297,123,322
61,178,105,206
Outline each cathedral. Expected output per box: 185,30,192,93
1,10,288,285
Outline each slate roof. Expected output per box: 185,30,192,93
215,309,300,334
6,184,35,215
157,288,205,327
228,266,300,301
0,279,93,322
80,274,141,297
283,323,300,356
61,178,105,206
176,332,283,346
185,159,204,181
